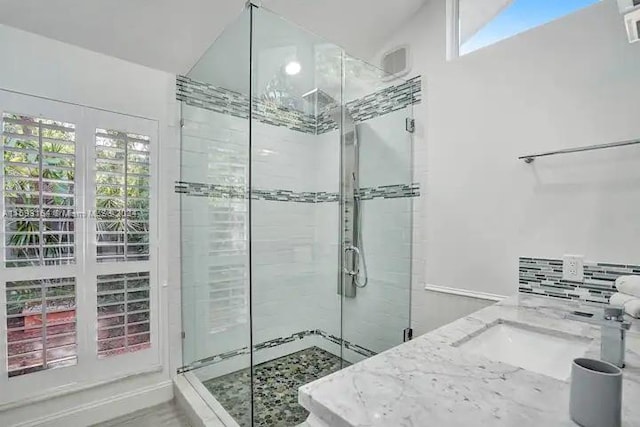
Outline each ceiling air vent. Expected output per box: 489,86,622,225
381,45,411,80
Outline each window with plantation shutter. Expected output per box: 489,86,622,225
93,127,153,360
0,91,159,405
2,113,76,267
5,278,76,377
95,129,150,263
97,272,151,358
1,111,78,379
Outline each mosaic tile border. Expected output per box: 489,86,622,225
175,181,420,202
177,75,422,134
519,257,640,304
178,329,377,374
316,75,422,134
358,183,420,200
174,182,246,199
177,76,317,134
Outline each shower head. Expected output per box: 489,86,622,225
302,88,354,127
301,88,338,110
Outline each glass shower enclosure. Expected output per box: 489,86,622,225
178,3,418,426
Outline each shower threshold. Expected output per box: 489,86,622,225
203,347,347,427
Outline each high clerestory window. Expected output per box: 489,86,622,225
449,0,601,58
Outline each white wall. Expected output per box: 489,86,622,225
376,0,640,333
415,290,495,336
0,24,181,426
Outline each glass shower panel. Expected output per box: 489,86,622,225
179,9,253,426
249,6,343,426
340,56,414,363
178,4,416,426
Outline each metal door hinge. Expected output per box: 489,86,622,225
405,118,415,133
403,327,413,342
181,331,186,339
179,118,185,128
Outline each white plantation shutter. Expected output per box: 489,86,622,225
95,129,150,263
1,111,79,380
93,127,153,360
0,91,159,405
2,113,76,267
97,272,151,358
5,277,77,377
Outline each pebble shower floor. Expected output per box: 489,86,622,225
203,347,347,426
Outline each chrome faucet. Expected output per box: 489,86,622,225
600,307,631,368
567,306,631,368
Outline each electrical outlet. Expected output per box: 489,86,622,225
563,255,584,282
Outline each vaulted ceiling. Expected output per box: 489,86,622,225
0,0,427,74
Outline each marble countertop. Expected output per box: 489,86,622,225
299,294,640,426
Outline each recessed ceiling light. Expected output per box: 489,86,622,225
285,61,301,76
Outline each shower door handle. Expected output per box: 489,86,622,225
343,245,360,276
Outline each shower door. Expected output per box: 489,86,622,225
339,56,416,363
249,7,345,426
249,3,414,422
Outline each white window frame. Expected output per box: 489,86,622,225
448,0,603,59
446,0,461,61
0,90,160,406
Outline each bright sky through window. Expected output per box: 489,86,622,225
461,0,601,55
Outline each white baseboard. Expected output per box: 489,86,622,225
13,380,173,427
424,284,506,302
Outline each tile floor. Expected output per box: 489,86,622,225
203,346,346,427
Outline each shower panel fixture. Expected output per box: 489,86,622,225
303,88,368,298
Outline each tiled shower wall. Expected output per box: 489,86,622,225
339,111,414,359
180,105,251,364
179,75,422,374
180,106,334,367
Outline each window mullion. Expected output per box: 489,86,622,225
124,274,129,351
37,121,44,266
0,109,8,386
124,132,129,262
77,111,97,366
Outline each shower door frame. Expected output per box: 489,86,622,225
337,52,415,362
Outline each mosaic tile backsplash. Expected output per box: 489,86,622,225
177,75,422,135
519,257,640,304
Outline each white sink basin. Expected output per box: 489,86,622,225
459,322,592,380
